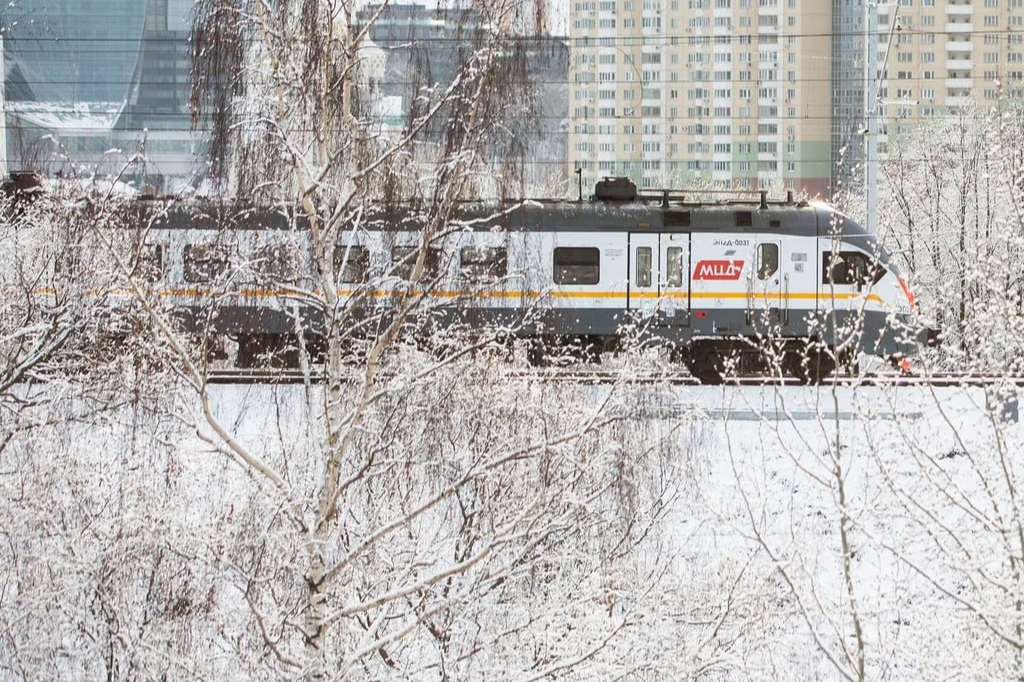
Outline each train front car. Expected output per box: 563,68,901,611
581,179,932,384
813,204,931,373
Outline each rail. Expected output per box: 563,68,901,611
202,368,1024,387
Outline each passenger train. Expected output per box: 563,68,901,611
130,177,930,383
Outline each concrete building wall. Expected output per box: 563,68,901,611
358,3,569,190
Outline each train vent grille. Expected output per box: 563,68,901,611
664,211,691,228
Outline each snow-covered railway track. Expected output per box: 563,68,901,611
203,368,1024,387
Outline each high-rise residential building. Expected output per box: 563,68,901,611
3,0,201,189
873,1,1024,145
570,0,1024,200
570,0,833,197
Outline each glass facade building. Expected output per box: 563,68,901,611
3,0,201,188
831,0,866,199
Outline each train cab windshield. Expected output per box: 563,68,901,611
822,250,886,286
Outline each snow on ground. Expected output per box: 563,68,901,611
192,379,1023,679
3,375,1020,680
645,383,1024,680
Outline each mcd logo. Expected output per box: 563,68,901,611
693,259,745,281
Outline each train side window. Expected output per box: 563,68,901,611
253,244,296,282
138,244,163,282
392,246,441,281
553,247,600,285
666,247,684,287
460,246,507,282
756,243,779,279
333,245,369,283
183,244,230,283
635,246,652,287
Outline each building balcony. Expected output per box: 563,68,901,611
947,40,974,52
945,78,973,88
946,59,973,70
945,95,973,107
945,4,974,15
945,22,973,33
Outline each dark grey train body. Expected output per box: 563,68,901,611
142,180,928,382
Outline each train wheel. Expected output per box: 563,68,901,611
527,338,549,367
685,355,725,385
236,334,257,369
236,334,300,369
789,349,836,385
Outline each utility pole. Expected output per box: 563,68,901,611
864,1,878,235
0,30,8,181
864,2,901,235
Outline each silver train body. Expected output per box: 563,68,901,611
141,182,929,381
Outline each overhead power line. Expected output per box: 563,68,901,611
5,25,1024,44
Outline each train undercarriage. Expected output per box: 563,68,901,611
225,329,856,385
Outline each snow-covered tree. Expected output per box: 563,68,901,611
877,104,1024,371
2,2,701,679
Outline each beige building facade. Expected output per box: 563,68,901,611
569,0,1024,199
879,0,1024,145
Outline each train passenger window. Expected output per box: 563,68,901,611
392,246,442,281
253,244,296,282
666,247,684,287
138,244,163,282
756,243,779,279
635,247,652,287
183,244,230,283
333,245,369,283
553,247,600,285
822,252,886,286
460,246,507,282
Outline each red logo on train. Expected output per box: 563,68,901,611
692,260,745,281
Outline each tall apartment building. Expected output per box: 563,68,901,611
570,0,1024,200
874,0,1024,147
570,0,832,197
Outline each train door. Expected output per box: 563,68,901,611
748,239,783,330
660,232,690,326
628,232,659,317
